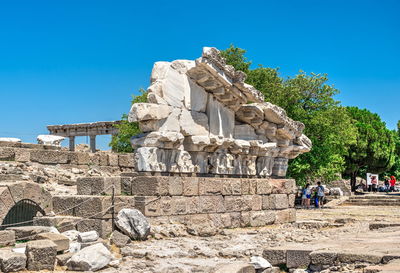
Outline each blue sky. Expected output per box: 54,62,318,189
0,0,399,150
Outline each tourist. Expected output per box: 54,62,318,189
316,182,325,208
390,176,396,192
384,176,390,193
371,175,378,193
301,183,312,209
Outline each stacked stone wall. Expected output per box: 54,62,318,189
129,176,297,229
0,141,135,170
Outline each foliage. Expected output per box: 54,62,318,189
109,89,147,153
220,45,356,185
383,121,400,178
343,107,396,190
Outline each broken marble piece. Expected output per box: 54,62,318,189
37,135,65,146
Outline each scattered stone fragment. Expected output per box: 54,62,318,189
0,230,15,247
25,239,57,271
214,262,256,273
250,256,272,269
56,252,74,266
35,232,70,252
115,208,150,240
78,230,99,243
6,226,54,240
62,229,80,241
0,249,26,273
67,243,112,271
110,230,131,248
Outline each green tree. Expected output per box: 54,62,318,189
221,45,357,185
109,89,147,153
344,107,396,191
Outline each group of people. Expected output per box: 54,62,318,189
301,182,325,209
383,176,397,193
368,175,396,193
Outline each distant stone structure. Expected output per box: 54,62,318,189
128,47,311,177
47,121,120,152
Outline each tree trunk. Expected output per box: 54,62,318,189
350,171,357,192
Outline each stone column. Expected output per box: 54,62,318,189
90,135,96,153
69,136,75,151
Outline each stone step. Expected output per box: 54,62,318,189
348,198,400,202
349,195,400,200
344,200,400,206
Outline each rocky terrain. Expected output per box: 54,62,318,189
97,203,400,273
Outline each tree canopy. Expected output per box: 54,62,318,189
109,89,147,153
221,45,356,184
344,106,396,190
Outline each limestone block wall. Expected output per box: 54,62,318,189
130,176,297,229
0,141,135,170
48,175,296,238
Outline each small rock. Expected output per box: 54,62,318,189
69,242,81,253
67,243,112,271
0,249,26,273
115,209,150,240
250,256,272,269
62,230,80,241
25,239,57,271
110,230,131,248
78,230,99,243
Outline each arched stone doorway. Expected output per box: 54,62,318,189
1,199,46,230
0,182,52,229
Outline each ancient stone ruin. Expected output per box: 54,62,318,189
0,47,316,272
128,47,311,177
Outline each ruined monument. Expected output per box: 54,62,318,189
128,47,311,177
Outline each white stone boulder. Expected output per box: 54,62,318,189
0,137,21,143
66,243,112,271
115,208,150,240
250,256,272,269
77,231,99,243
37,135,65,146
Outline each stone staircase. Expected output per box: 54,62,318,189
344,194,400,206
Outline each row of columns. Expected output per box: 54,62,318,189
69,136,96,153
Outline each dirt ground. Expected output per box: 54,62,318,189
95,202,400,273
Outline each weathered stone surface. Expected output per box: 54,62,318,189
0,187,15,221
262,194,289,210
0,249,26,273
310,250,338,265
337,252,383,264
250,256,272,270
186,214,220,237
56,252,74,266
77,176,121,195
0,147,15,161
262,248,286,265
115,208,150,240
25,239,57,271
6,226,53,240
37,135,65,146
67,243,112,271
128,103,172,122
118,154,135,168
286,249,312,269
0,230,15,247
250,211,276,227
35,232,70,252
30,150,70,164
110,230,131,248
214,262,255,273
78,231,99,243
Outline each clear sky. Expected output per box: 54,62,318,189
1,0,399,150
